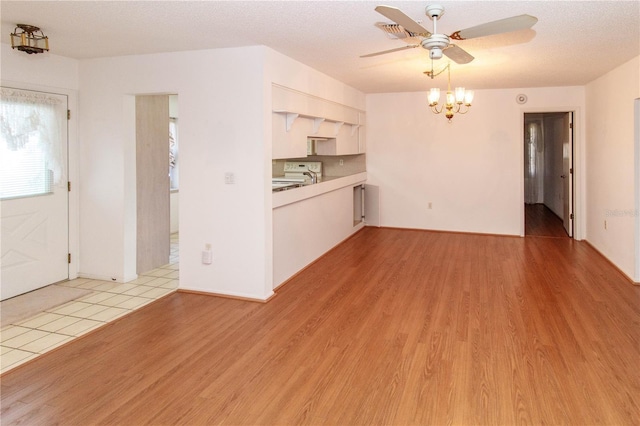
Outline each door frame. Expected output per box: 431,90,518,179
519,107,584,240
0,79,79,282
634,98,639,282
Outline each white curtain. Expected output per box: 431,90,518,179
0,87,67,199
524,120,544,204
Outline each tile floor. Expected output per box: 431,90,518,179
0,234,180,374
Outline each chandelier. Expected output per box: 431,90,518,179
10,24,49,54
426,63,473,122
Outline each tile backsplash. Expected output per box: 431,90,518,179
272,154,365,178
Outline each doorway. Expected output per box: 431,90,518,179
0,87,69,300
135,94,179,276
524,112,573,238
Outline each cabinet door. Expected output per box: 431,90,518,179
273,85,308,113
337,123,359,155
272,113,309,159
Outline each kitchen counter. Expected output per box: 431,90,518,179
272,172,367,209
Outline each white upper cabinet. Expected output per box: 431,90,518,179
272,84,365,158
272,110,310,159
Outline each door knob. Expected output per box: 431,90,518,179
560,175,566,178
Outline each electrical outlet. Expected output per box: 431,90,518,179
604,220,607,230
339,159,344,166
224,172,235,184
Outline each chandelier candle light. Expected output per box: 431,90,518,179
427,63,473,122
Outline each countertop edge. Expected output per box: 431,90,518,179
272,172,367,209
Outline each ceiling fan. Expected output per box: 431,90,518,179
361,4,538,64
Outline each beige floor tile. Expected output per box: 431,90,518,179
78,291,114,304
1,349,37,373
160,279,179,289
56,319,103,337
16,312,65,329
138,287,175,299
49,301,93,315
126,275,156,285
164,271,179,279
68,304,109,319
90,281,122,292
1,345,13,355
2,329,50,349
76,280,111,290
37,316,83,333
97,294,133,307
20,333,72,353
105,283,138,294
87,307,129,322
1,326,36,343
144,277,172,287
122,285,155,296
115,296,153,310
143,268,174,278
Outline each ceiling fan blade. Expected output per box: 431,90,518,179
375,5,431,36
360,45,419,58
450,14,538,40
443,45,474,64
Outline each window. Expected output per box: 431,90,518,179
0,87,66,199
169,117,178,190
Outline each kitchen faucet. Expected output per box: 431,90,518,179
303,169,317,184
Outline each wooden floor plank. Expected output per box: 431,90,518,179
1,227,639,425
525,203,569,237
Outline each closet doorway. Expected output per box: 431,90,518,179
524,112,573,238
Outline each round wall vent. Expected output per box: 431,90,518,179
516,94,528,104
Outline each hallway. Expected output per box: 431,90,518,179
525,203,569,238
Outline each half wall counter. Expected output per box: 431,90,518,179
272,172,367,288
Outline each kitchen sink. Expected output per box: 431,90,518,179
272,182,305,192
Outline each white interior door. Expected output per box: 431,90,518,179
562,112,574,237
1,88,69,300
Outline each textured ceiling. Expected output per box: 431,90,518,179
1,1,639,93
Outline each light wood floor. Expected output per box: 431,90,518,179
1,228,639,425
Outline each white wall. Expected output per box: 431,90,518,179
585,55,640,282
79,47,271,299
366,86,585,236
1,43,81,280
77,46,365,300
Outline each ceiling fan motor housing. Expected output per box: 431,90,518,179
421,33,449,59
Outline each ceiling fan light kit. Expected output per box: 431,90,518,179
427,64,473,123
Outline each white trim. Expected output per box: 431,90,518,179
634,98,640,282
